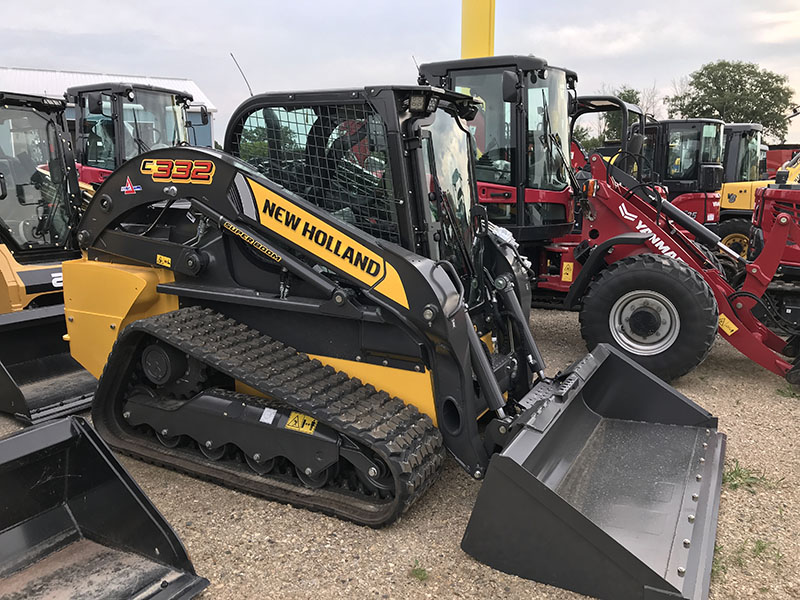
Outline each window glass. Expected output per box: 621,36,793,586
419,108,474,275
121,90,187,161
666,125,701,179
82,95,116,170
526,69,569,191
0,107,71,248
700,124,724,163
233,103,400,244
451,70,513,185
737,130,762,182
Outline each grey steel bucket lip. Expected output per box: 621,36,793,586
0,416,210,599
462,344,726,600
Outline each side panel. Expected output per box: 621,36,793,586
720,181,758,212
0,245,63,312
63,258,177,377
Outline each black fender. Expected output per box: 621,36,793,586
563,232,651,309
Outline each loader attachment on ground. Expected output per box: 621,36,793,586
463,344,725,600
0,416,208,600
0,305,95,424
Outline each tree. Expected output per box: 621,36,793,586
603,86,641,141
573,123,603,153
665,60,795,142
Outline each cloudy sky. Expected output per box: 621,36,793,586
2,0,799,142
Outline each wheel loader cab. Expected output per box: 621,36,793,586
67,83,194,190
0,92,95,424
718,123,768,257
640,119,725,215
0,92,81,312
0,94,78,273
419,56,576,244
569,96,647,175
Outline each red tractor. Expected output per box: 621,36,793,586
571,97,724,231
419,55,800,384
66,83,207,191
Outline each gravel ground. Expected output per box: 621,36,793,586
1,308,798,599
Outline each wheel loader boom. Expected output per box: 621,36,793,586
63,83,726,600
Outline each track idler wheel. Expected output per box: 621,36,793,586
356,457,393,496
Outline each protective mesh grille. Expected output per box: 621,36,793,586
233,102,400,244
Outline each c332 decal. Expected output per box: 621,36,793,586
140,159,215,185
247,178,409,309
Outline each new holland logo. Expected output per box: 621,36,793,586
618,202,637,222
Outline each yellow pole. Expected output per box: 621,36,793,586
461,0,495,59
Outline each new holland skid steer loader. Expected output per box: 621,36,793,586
62,85,725,600
0,91,95,423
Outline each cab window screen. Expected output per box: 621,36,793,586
233,103,400,244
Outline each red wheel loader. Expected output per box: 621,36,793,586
66,82,207,192
419,55,800,385
59,83,726,600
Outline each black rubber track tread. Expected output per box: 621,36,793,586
578,253,718,381
92,306,446,527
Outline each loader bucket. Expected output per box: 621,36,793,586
0,305,95,424
0,416,209,599
463,344,725,600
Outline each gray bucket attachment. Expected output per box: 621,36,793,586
0,416,208,599
0,305,95,424
463,344,725,600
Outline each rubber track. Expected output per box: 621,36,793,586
93,306,446,527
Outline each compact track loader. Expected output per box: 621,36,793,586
0,416,208,599
63,86,725,600
0,91,95,423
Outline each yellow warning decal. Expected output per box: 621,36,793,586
156,254,172,267
285,411,318,435
247,178,409,309
561,261,574,282
719,313,739,336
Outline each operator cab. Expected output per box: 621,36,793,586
569,95,647,174
0,92,80,261
419,56,576,242
723,123,763,184
66,83,206,188
640,119,725,200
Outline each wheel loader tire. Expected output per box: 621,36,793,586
718,218,751,259
579,254,718,381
